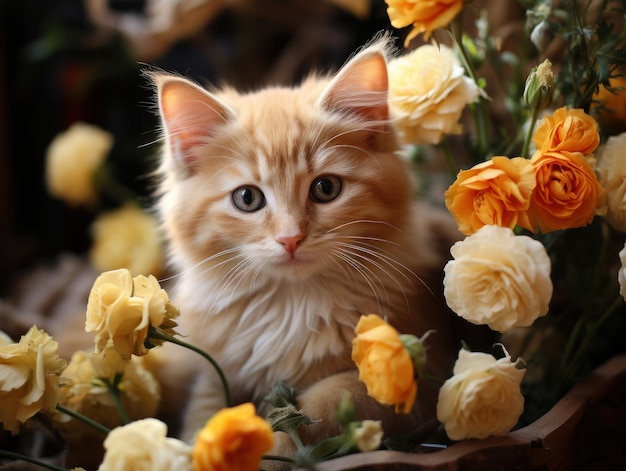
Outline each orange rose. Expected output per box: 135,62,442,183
591,76,626,135
532,106,600,155
385,0,464,46
444,156,537,235
528,150,604,233
192,403,273,471
351,314,417,414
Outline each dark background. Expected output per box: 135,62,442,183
0,0,398,295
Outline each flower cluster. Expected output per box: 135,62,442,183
382,0,626,441
0,269,278,471
445,105,604,235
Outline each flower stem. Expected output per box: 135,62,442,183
149,327,231,406
55,404,111,435
421,373,446,384
449,18,490,158
93,164,139,205
107,380,131,424
521,106,539,159
262,454,296,464
563,295,624,382
0,449,69,471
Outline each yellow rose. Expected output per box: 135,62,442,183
351,314,417,413
436,347,526,440
0,326,67,434
55,344,160,432
45,122,113,206
90,203,165,277
99,418,192,471
532,106,600,155
385,0,464,46
85,269,180,358
443,225,552,333
528,150,604,233
596,133,626,232
192,403,274,471
388,44,479,145
444,156,537,235
591,76,626,135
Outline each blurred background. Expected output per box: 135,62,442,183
0,0,401,297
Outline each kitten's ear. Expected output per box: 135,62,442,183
149,73,233,175
318,41,390,125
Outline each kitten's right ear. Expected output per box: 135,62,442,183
149,73,233,175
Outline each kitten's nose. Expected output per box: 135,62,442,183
277,234,304,255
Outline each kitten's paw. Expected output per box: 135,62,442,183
261,432,296,471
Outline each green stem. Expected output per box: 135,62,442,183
563,295,624,381
449,19,490,157
55,404,111,435
107,382,131,425
521,106,539,159
560,310,586,373
438,139,458,177
93,164,139,205
149,327,231,407
421,373,446,384
261,454,296,464
0,450,69,471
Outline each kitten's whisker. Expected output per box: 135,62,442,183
325,219,401,234
159,248,241,284
334,245,392,309
208,257,250,312
334,242,412,310
341,238,434,298
319,144,381,168
332,249,383,314
316,124,390,153
339,234,401,248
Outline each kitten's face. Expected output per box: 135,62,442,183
154,41,413,283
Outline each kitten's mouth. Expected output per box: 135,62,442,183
274,251,316,274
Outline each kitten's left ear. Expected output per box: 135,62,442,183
148,72,234,176
318,40,390,125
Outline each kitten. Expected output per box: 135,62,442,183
148,37,460,452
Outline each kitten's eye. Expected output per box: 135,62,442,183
232,186,266,212
310,175,342,203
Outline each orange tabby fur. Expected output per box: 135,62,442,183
148,38,460,453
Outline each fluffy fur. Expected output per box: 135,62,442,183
148,38,460,451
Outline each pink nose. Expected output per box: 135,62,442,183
277,234,304,255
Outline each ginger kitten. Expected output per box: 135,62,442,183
148,38,459,451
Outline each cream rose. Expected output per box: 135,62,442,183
353,420,383,452
436,347,526,440
90,203,165,277
388,44,479,145
55,344,160,432
99,418,192,471
596,133,626,232
0,326,67,434
619,242,626,302
85,269,180,359
45,122,113,206
443,225,552,332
